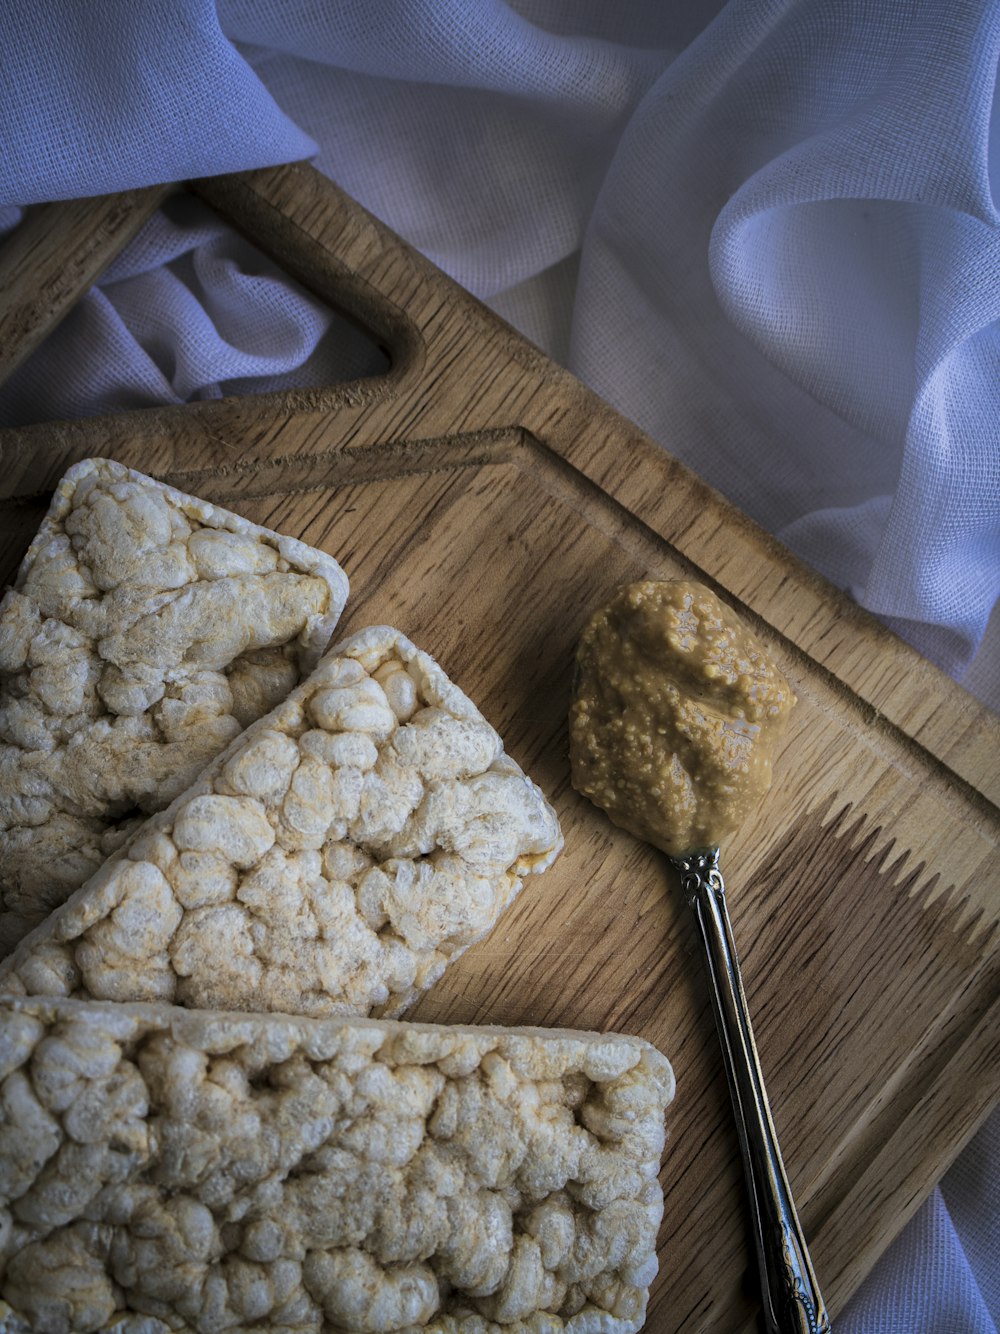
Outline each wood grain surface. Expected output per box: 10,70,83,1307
1,163,997,1333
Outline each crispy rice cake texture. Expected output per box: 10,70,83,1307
0,459,349,951
0,996,673,1333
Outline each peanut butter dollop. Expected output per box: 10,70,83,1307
569,581,795,856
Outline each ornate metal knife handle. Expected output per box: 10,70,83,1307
671,848,831,1334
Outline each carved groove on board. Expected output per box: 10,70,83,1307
0,430,519,505
159,430,520,500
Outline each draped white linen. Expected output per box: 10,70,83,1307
1,1,997,1327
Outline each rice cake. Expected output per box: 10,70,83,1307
0,626,563,1018
0,994,672,1333
0,458,349,953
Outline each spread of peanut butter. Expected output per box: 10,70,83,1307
569,580,794,856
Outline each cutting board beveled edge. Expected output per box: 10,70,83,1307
0,164,998,1331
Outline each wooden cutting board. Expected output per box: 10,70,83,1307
1,163,997,1332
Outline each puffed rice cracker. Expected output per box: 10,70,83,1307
0,626,563,1018
0,458,349,953
0,994,673,1333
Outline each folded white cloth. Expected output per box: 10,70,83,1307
0,1,997,1328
